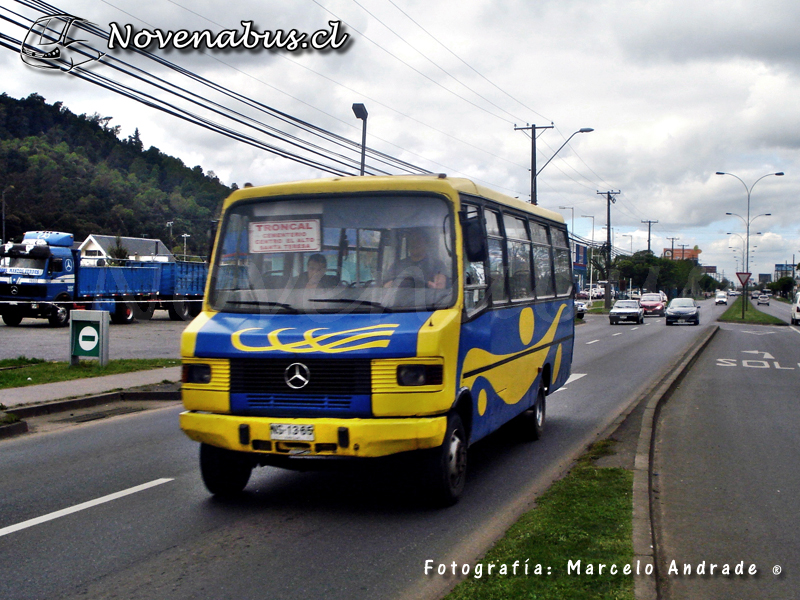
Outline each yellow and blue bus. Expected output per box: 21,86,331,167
180,175,575,504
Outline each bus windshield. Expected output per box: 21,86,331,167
0,256,47,275
209,194,455,314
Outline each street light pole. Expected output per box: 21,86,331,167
181,233,191,261
582,214,595,301
717,170,783,317
2,185,14,244
515,126,592,204
352,103,368,176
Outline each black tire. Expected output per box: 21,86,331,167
110,301,136,324
168,298,191,321
188,298,203,318
48,297,71,327
2,312,23,326
519,385,546,441
424,413,468,506
133,300,155,321
199,443,253,497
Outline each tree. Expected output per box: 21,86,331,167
108,235,129,265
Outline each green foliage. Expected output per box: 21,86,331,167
0,93,231,255
613,251,722,297
768,276,795,297
446,441,634,600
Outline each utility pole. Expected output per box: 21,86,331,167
667,236,679,260
678,244,688,261
597,190,620,308
515,123,553,205
641,220,658,254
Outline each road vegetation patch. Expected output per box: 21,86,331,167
445,440,634,600
717,297,785,325
0,357,180,390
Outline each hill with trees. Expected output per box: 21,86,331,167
0,92,233,257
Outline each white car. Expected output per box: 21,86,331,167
792,292,800,326
756,294,770,306
715,292,727,305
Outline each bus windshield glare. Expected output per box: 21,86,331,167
209,194,455,313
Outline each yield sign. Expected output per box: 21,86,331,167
736,272,751,287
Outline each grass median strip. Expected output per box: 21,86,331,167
717,296,785,325
444,440,634,600
0,357,179,390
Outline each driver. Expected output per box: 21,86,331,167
383,229,446,289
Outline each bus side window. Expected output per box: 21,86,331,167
485,209,507,303
462,204,487,314
552,228,573,296
531,222,554,297
504,215,533,300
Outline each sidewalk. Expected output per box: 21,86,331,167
0,367,182,409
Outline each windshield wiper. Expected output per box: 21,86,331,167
309,298,392,312
223,300,298,313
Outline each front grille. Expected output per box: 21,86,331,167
229,358,372,417
0,284,48,298
230,358,371,395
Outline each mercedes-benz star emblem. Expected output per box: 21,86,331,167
10,285,18,295
284,363,311,389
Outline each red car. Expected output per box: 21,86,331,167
640,293,665,317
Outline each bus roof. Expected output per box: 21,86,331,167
222,175,566,225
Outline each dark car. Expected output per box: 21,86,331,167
665,298,700,326
609,300,644,325
640,293,665,317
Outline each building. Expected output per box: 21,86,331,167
758,274,772,285
78,234,174,265
774,263,794,281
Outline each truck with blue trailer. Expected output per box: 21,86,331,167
0,231,207,327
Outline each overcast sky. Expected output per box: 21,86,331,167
2,0,799,282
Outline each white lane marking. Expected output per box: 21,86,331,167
0,478,173,538
553,372,587,392
586,340,599,345
789,326,800,335
631,327,639,330
613,332,623,336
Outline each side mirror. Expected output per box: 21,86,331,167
460,213,486,263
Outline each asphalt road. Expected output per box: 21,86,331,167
655,320,800,599
0,300,727,600
0,310,189,361
749,296,793,323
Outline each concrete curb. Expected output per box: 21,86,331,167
633,325,719,600
9,390,181,421
0,419,29,440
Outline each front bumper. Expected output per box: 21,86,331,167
180,411,448,458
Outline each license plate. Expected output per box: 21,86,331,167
270,423,314,441
678,318,686,323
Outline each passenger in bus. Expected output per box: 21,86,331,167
292,253,338,289
383,229,446,289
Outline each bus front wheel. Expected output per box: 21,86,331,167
199,443,253,497
424,413,467,506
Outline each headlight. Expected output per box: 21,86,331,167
183,364,211,384
397,364,444,386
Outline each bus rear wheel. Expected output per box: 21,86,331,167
199,443,253,497
424,413,467,506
